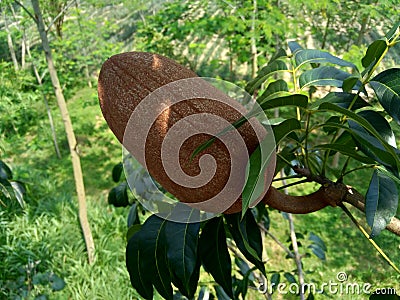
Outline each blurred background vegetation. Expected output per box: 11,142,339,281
0,0,399,299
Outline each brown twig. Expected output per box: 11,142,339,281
262,166,400,237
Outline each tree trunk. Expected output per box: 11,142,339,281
2,8,19,72
31,0,95,264
250,0,258,78
26,39,62,159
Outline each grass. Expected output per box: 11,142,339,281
1,86,399,299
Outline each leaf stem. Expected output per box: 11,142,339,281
340,204,400,274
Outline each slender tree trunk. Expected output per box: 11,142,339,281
250,0,258,78
74,0,92,88
8,3,26,69
356,15,370,46
31,0,95,264
321,14,330,50
3,8,19,71
26,40,62,159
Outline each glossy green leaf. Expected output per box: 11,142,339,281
319,103,400,171
370,68,400,124
311,92,370,110
312,144,375,164
294,49,356,69
242,135,275,216
235,257,255,282
108,182,129,207
361,39,388,69
199,217,233,298
164,221,200,299
225,212,265,275
112,162,123,182
347,110,398,170
269,48,288,63
299,66,352,89
270,273,280,292
385,20,400,42
258,94,308,111
288,41,303,54
366,170,398,238
342,75,361,92
126,215,172,300
246,60,288,94
257,79,290,103
272,118,301,145
10,181,25,208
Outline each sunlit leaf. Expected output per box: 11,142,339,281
366,170,398,238
370,68,400,124
361,39,388,69
272,118,301,145
246,60,288,94
199,217,233,298
294,49,356,69
257,80,289,103
299,66,352,89
258,94,308,111
242,135,275,216
385,20,400,42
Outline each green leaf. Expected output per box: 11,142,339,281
312,144,375,164
269,48,288,63
270,273,280,292
299,66,353,89
294,49,356,69
257,80,289,103
112,162,123,182
225,212,265,275
319,103,400,171
342,76,361,92
311,92,370,110
246,60,288,94
308,244,326,260
366,170,398,238
258,94,308,111
241,136,275,216
0,160,12,180
199,217,233,298
126,215,172,300
284,272,297,284
127,203,140,227
126,224,142,241
10,181,25,208
164,221,200,299
288,41,303,54
272,118,301,145
348,110,398,170
361,39,388,69
385,20,400,42
370,68,400,124
49,274,66,291
108,182,129,207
